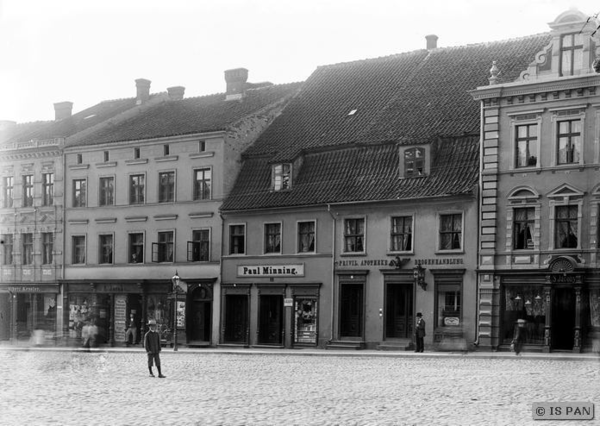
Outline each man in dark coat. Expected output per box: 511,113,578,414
414,312,426,353
144,319,165,378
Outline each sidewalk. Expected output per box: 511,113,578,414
1,341,598,361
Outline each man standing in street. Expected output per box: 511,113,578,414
144,319,165,378
414,312,426,353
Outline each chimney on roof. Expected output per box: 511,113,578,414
54,101,73,121
135,78,151,104
425,34,438,50
224,68,249,101
167,86,185,101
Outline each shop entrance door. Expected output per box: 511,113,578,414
224,294,248,343
190,286,211,343
340,283,364,338
385,284,413,339
552,288,575,350
258,295,283,345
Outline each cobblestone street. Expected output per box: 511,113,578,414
0,348,598,426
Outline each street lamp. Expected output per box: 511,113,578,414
413,264,427,291
171,271,180,352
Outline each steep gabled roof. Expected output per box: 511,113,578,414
65,82,302,147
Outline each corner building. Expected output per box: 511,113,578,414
471,10,600,352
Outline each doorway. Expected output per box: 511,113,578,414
340,283,364,338
190,286,211,343
223,294,248,343
258,295,283,345
552,288,575,350
385,284,413,339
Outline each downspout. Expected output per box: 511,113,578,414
218,212,225,347
327,204,337,344
473,100,484,349
61,150,67,342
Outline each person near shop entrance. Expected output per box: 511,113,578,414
144,319,165,378
511,319,526,356
415,312,426,353
125,314,137,346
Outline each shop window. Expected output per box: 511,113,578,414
42,173,54,206
2,176,13,208
153,231,174,263
436,285,461,327
555,205,578,249
129,174,145,205
193,168,211,200
589,289,600,329
264,223,281,254
99,234,113,264
503,286,546,345
42,232,53,265
297,221,315,253
515,123,538,168
129,233,144,263
158,171,175,203
22,233,33,265
229,224,245,255
439,213,462,251
294,298,318,345
72,235,86,264
72,179,87,208
557,119,581,164
188,229,210,262
99,177,114,206
391,216,412,252
1,234,13,265
343,218,365,253
560,33,583,76
22,175,33,207
272,163,291,191
404,147,425,177
513,207,535,250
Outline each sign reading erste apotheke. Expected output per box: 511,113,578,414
237,264,305,277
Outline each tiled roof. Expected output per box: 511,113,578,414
66,83,302,147
222,135,480,210
0,97,146,146
222,33,552,211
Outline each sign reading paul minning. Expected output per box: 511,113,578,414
237,264,305,277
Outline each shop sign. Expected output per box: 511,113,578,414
550,274,576,284
284,298,294,307
416,258,464,265
335,259,391,267
5,285,59,293
444,317,460,326
237,264,304,277
97,283,125,293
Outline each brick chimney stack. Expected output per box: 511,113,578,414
167,86,185,101
54,101,73,121
224,68,249,101
135,78,151,104
425,34,438,50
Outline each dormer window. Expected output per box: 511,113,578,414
560,33,583,77
272,164,291,191
404,148,425,177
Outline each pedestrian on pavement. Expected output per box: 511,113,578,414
125,314,137,346
415,312,426,353
144,319,165,378
512,319,526,356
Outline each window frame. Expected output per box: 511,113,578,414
437,212,464,253
158,170,176,203
264,222,282,255
2,176,14,208
193,167,212,201
390,215,414,253
435,283,463,329
1,234,13,265
128,232,145,264
559,32,584,77
297,220,316,254
512,207,536,250
404,147,425,177
72,235,86,265
129,173,146,205
229,223,246,255
343,217,366,254
272,163,292,191
22,175,34,207
188,228,210,262
72,178,87,208
42,173,54,207
99,176,115,206
22,233,34,265
553,204,581,250
550,108,585,167
98,234,114,265
42,232,53,265
152,230,174,263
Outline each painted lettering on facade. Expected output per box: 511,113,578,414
237,264,305,277
335,259,392,267
415,258,464,265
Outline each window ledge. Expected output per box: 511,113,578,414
340,252,367,256
96,161,117,168
434,250,465,255
155,155,178,163
190,152,215,159
125,159,148,165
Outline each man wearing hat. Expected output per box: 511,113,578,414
414,312,426,353
144,319,165,378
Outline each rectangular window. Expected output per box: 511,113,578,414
515,124,537,167
264,223,281,254
22,233,33,265
229,225,245,255
437,284,461,328
163,145,170,156
22,175,33,207
199,141,206,152
42,232,53,265
154,231,174,262
129,233,144,263
298,221,315,253
2,176,13,208
73,179,87,208
440,214,462,250
188,229,210,262
72,236,86,264
2,234,13,265
560,33,583,76
99,177,114,206
193,168,211,200
129,174,145,204
103,151,109,162
134,147,140,159
76,154,83,164
404,148,425,177
273,164,291,190
557,119,581,164
555,205,578,248
158,171,175,203
99,234,113,264
391,216,413,251
344,218,365,253
42,173,54,206
503,286,546,345
513,208,535,250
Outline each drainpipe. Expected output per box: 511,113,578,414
327,204,337,345
473,99,484,349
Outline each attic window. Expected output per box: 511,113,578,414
199,141,206,152
348,109,357,116
560,33,583,77
404,148,425,177
134,147,140,159
272,163,291,191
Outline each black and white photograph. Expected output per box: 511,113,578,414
0,0,599,424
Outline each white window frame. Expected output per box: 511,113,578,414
549,106,586,167
128,231,145,264
263,221,283,255
98,233,114,265
436,211,464,254
296,220,317,254
272,163,292,191
342,216,367,255
72,234,87,265
192,167,212,201
189,228,211,262
389,214,415,254
128,172,146,205
506,187,541,253
508,111,542,171
158,169,176,203
98,175,116,207
229,223,247,256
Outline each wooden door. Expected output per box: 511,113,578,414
340,284,364,338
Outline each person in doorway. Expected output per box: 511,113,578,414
512,319,526,356
125,314,137,346
415,312,426,353
144,319,165,378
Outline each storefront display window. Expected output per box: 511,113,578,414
503,286,546,345
590,289,600,328
294,298,317,345
68,294,110,343
147,295,171,343
436,284,461,327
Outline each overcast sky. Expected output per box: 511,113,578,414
1,0,598,123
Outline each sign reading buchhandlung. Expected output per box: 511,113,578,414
237,264,305,277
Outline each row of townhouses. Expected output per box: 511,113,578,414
1,10,599,353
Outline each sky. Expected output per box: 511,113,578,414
0,0,598,123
